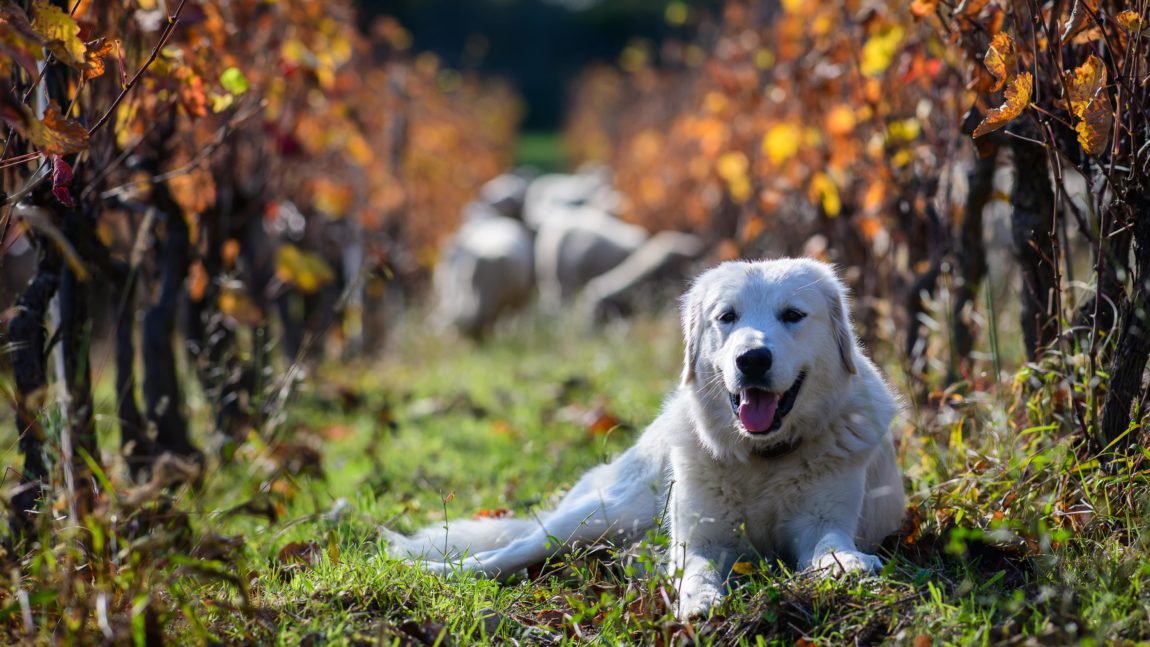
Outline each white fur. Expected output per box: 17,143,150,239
386,258,905,619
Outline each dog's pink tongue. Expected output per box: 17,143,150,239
739,389,780,433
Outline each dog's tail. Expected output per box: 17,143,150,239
380,516,543,561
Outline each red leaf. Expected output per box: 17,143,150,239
50,155,73,207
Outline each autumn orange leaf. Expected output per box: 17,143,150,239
84,38,119,80
1066,54,1105,117
910,0,938,19
30,0,85,67
32,106,90,155
983,33,1016,92
973,72,1031,138
1116,10,1145,33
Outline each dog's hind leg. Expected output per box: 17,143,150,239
421,481,661,578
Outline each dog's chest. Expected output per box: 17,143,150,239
703,460,811,546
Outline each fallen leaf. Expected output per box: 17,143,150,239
731,561,755,575
276,540,322,567
474,508,511,519
973,72,1032,137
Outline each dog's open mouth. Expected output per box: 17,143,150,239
729,373,805,434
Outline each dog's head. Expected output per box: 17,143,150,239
680,258,858,447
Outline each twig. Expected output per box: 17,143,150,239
97,100,264,200
86,0,187,136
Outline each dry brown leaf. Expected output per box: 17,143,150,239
983,33,1016,92
1075,90,1112,155
1061,0,1099,42
1116,9,1145,33
276,541,322,567
973,72,1032,138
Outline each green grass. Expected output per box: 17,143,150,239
3,312,1150,644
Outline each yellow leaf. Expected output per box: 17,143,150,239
31,106,89,155
276,244,335,295
30,0,85,67
1075,90,1112,155
860,25,905,77
983,33,1016,92
731,561,755,575
973,72,1032,138
781,0,804,14
716,151,748,181
1117,10,1145,32
887,118,921,143
1066,54,1105,117
808,173,842,217
762,124,799,165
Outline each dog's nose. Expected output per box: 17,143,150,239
735,348,773,380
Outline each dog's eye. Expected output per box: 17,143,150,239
716,309,738,324
780,308,806,324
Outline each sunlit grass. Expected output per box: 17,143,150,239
3,308,1149,643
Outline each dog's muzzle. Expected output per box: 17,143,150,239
729,372,805,434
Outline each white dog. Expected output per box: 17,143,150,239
385,258,905,619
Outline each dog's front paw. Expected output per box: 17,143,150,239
676,584,723,620
811,550,883,577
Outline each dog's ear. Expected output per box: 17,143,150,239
680,281,705,385
825,272,858,375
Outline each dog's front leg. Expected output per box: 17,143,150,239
788,469,883,577
667,473,746,619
